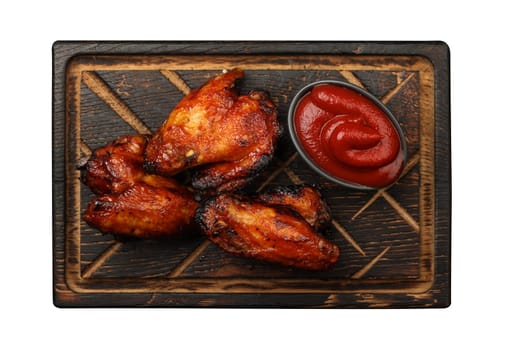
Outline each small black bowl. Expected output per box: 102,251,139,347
287,80,408,190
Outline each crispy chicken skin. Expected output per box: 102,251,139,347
196,193,339,270
255,185,331,231
144,69,281,193
84,183,198,238
81,134,186,195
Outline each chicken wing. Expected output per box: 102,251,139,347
81,134,197,238
144,69,281,193
196,193,339,270
81,134,186,195
84,183,198,238
255,185,331,231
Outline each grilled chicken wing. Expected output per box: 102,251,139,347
144,69,281,193
84,183,198,238
81,134,186,195
196,193,339,270
255,185,331,230
81,134,198,238
81,134,148,195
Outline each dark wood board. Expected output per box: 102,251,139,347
53,41,450,308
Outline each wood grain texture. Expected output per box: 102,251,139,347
53,41,450,308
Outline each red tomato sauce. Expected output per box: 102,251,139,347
293,84,405,188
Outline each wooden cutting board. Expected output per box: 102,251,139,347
53,41,450,307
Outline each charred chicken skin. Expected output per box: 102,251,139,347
144,69,281,193
81,134,187,195
81,134,198,238
255,185,331,231
196,193,339,270
84,183,198,238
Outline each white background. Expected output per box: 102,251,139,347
1,1,502,349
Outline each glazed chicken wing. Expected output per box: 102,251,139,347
144,69,281,193
84,183,198,238
255,185,331,231
81,134,197,238
81,134,186,195
196,193,339,270
81,134,148,195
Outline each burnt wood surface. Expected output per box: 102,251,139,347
53,41,450,308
